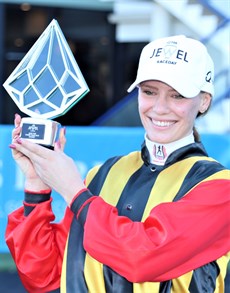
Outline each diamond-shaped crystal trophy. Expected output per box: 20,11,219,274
3,19,89,149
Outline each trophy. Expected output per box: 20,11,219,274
3,19,89,149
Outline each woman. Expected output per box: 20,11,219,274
6,35,230,293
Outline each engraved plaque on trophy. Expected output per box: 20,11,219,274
3,19,89,149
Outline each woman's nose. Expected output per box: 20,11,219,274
152,96,169,113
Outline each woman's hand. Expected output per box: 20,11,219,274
10,114,67,192
10,120,85,205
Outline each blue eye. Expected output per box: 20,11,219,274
144,90,153,95
173,94,184,99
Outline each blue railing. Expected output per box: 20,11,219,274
1,124,230,252
199,0,230,106
198,0,230,19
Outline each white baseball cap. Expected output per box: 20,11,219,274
127,35,214,98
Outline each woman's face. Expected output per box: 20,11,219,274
138,80,211,144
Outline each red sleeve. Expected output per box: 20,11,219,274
83,179,230,282
5,198,73,293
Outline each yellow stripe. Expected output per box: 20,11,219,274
134,281,160,292
85,164,101,186
92,151,143,206
203,169,230,181
171,271,193,292
62,153,226,292
134,156,215,292
142,156,214,221
214,253,230,293
84,254,106,293
60,235,69,293
84,151,143,290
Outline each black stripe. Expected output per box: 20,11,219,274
173,160,224,292
116,164,160,220
88,154,137,292
66,218,87,293
78,202,91,226
71,190,93,215
159,280,172,293
188,261,220,292
24,205,36,216
103,164,160,292
103,266,133,293
65,145,227,292
65,156,122,292
166,143,208,165
173,160,225,202
24,191,51,203
24,191,51,216
224,260,230,292
88,156,122,194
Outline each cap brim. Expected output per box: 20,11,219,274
127,71,200,98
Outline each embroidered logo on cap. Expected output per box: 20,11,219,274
150,40,189,64
205,71,212,83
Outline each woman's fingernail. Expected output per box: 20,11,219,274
56,140,61,149
63,127,66,135
16,138,22,144
9,144,16,149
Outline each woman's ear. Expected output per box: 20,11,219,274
199,92,212,114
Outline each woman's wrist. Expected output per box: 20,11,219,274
25,178,51,193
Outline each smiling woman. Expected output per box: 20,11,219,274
138,81,211,144
6,35,230,293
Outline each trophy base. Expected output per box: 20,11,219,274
20,117,61,149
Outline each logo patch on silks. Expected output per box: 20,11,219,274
153,144,167,161
3,19,89,120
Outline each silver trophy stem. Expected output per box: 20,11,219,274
20,117,60,149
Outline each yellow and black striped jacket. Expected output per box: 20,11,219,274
61,142,230,293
